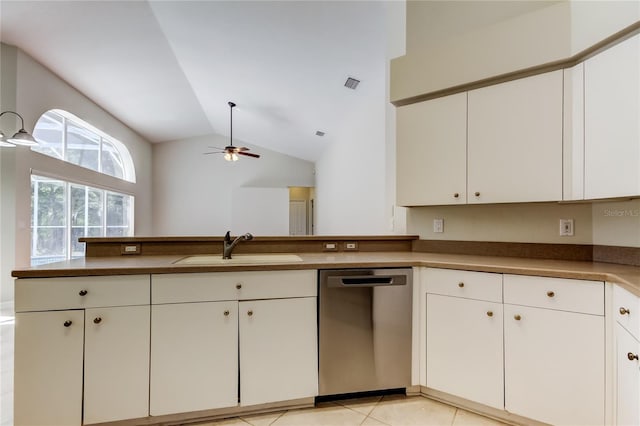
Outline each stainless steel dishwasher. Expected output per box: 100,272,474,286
318,268,412,396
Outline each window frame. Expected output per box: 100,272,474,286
32,109,136,183
30,178,135,267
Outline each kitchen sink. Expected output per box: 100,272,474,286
173,254,304,265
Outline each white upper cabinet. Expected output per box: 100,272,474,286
467,70,563,204
584,34,640,199
396,92,468,206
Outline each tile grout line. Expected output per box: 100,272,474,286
451,408,459,426
267,410,286,426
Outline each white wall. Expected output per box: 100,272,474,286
0,44,153,300
392,0,640,102
232,187,289,236
315,0,405,236
314,84,388,235
152,134,314,235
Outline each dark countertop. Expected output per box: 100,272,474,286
12,251,640,297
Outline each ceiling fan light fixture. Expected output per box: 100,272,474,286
224,152,239,162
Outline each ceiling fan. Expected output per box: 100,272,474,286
204,101,261,161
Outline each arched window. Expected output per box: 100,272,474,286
32,109,136,182
29,110,135,265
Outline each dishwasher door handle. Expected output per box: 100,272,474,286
327,275,406,287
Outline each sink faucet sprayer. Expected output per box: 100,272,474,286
223,231,253,259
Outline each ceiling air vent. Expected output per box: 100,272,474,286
315,131,325,137
344,77,360,90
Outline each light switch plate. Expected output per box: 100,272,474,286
433,219,444,233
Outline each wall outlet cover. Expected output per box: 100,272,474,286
433,218,444,233
559,219,574,236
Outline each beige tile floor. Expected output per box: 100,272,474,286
195,395,509,426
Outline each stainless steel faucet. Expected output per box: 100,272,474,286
223,231,253,259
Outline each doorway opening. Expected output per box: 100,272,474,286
289,187,315,235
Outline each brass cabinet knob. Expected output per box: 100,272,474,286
236,283,242,290
458,282,465,288
628,352,639,361
475,192,480,197
620,307,631,315
223,310,230,317
486,311,493,317
247,310,253,317
63,320,73,327
547,291,555,298
93,317,102,324
79,290,88,296
454,193,459,198
514,314,522,321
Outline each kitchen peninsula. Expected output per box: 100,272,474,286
11,235,640,426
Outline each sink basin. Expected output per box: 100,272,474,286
173,254,304,265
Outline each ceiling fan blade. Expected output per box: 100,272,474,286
203,151,223,155
238,151,260,158
236,146,250,151
208,146,225,150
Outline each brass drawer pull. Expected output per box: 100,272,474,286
628,353,639,361
224,310,230,317
458,282,464,288
93,317,102,324
236,283,242,290
486,311,493,317
547,291,555,298
247,310,253,317
514,314,522,321
79,290,88,296
63,320,73,327
620,307,631,315
454,193,459,198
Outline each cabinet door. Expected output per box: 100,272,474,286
150,301,238,416
504,304,604,425
396,92,467,206
584,34,640,199
426,294,504,409
83,306,150,424
14,311,84,426
239,297,318,406
616,323,640,426
468,70,563,204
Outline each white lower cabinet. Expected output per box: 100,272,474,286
149,270,318,416
14,310,84,426
426,294,504,409
150,301,239,416
504,304,605,425
240,297,318,406
616,323,640,426
423,268,607,425
14,275,151,426
83,306,150,424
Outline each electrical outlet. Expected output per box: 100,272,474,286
323,242,338,251
433,219,444,233
559,219,574,236
344,242,358,251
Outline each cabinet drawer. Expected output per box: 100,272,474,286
152,270,317,304
424,268,502,303
504,274,603,315
614,285,640,341
15,275,150,312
